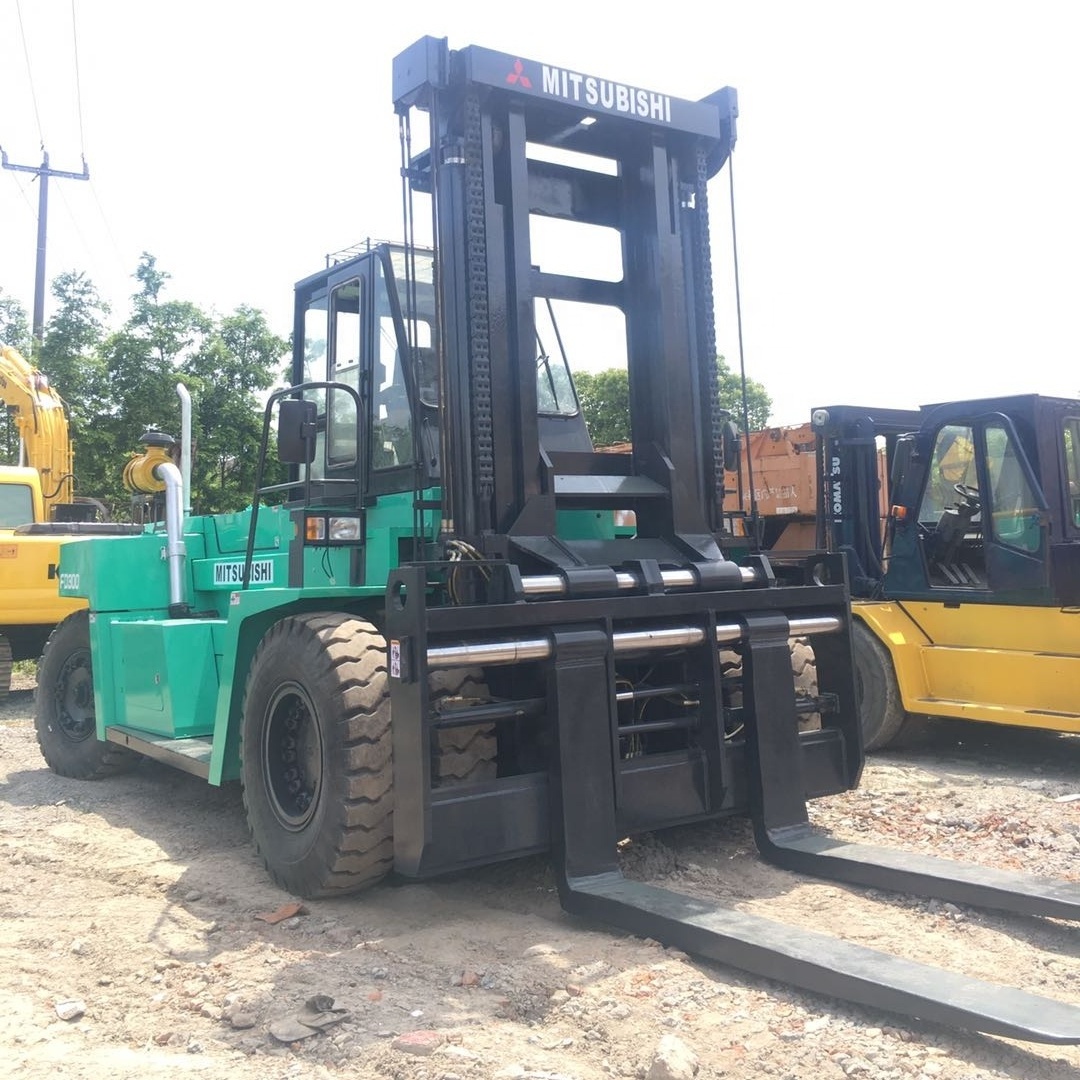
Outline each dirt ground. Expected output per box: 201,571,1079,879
5,672,1080,1080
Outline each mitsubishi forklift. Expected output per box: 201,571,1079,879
35,37,1080,1041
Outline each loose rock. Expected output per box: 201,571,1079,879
647,1034,697,1080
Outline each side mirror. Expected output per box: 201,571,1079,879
721,418,741,474
889,433,917,501
278,398,318,464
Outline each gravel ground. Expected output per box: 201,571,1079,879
4,671,1080,1080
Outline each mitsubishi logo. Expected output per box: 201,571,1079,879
505,59,532,89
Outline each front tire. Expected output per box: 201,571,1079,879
852,620,911,751
35,611,139,779
241,613,394,899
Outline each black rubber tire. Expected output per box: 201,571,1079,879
852,619,910,751
0,634,11,700
34,611,140,779
719,641,820,733
431,667,497,784
790,637,820,732
241,612,394,899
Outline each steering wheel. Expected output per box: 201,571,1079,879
953,483,981,511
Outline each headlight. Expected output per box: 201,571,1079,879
303,514,363,544
329,516,361,541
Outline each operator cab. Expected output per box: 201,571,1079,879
288,243,589,506
886,398,1056,600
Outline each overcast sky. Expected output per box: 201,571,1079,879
2,1,1077,425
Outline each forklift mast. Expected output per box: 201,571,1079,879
393,38,737,567
376,42,1080,1041
810,405,921,595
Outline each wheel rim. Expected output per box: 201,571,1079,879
261,683,323,830
53,647,95,742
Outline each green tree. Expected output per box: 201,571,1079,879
717,356,771,432
0,288,31,353
89,255,213,514
574,368,631,447
37,272,112,496
182,306,289,514
574,357,772,448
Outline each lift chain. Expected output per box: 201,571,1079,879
693,146,725,520
464,90,495,504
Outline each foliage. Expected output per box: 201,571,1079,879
37,272,112,495
573,357,772,448
0,255,290,519
716,357,771,432
184,306,289,514
573,369,631,447
0,289,31,354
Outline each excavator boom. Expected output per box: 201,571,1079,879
0,344,74,513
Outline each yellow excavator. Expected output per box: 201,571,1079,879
0,344,133,696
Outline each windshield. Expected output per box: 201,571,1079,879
0,483,35,528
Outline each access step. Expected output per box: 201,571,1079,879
105,725,213,780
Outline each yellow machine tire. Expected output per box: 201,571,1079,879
852,619,911,751
34,612,140,779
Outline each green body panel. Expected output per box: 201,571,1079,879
205,504,289,554
558,508,619,540
58,485,618,785
60,499,407,786
113,620,221,737
61,530,176,611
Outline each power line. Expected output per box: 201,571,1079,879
4,168,37,218
15,0,45,147
70,0,87,155
54,177,93,268
88,181,128,276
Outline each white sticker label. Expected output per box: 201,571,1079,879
390,639,401,679
213,560,274,585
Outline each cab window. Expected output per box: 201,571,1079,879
372,259,415,469
327,279,362,469
984,422,1041,553
0,484,35,527
1063,417,1080,529
917,425,977,524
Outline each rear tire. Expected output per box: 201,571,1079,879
431,667,497,784
852,620,910,751
0,634,11,700
790,637,820,732
35,611,139,779
719,640,821,733
241,612,394,899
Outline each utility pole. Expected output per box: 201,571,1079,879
1,148,90,358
